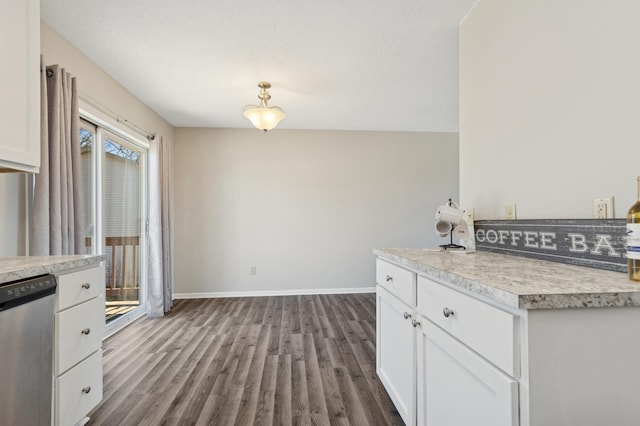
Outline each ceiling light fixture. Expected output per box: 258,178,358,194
243,82,286,132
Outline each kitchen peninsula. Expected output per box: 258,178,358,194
374,248,640,426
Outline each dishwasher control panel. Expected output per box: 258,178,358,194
0,274,57,310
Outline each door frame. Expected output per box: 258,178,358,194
80,103,149,337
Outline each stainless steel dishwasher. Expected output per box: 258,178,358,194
0,274,57,426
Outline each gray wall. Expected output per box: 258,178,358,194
173,128,459,295
0,174,26,256
459,0,640,219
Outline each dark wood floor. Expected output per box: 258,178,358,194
87,293,403,426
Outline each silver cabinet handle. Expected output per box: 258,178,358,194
81,282,91,289
81,328,91,335
403,312,412,320
443,307,455,318
82,386,91,394
412,319,421,328
385,275,393,282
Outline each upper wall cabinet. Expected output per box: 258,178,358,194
0,0,40,173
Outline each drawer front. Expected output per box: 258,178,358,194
56,296,103,375
56,350,103,426
56,265,103,311
376,259,416,306
417,276,518,377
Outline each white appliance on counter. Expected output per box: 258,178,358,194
434,199,476,252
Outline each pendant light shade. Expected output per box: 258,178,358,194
243,82,286,131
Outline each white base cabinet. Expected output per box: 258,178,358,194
54,264,104,426
376,256,640,426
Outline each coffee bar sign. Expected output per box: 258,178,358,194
474,219,627,272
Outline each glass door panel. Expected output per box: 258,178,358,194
101,130,146,324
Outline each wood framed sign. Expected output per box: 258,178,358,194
474,219,627,272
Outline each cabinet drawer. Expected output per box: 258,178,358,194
55,350,103,426
56,266,103,311
417,276,518,376
55,296,103,375
376,259,416,306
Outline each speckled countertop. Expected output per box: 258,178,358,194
374,248,640,309
0,255,106,284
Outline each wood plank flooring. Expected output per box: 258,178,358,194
87,294,404,426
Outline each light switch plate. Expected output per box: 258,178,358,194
504,204,517,220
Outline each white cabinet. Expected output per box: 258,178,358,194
376,251,640,426
376,259,519,426
416,315,519,426
376,286,416,425
0,0,40,172
416,276,519,426
376,259,418,425
54,264,104,426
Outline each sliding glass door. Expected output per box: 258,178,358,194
80,118,148,329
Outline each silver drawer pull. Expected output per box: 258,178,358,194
403,312,412,320
412,319,421,328
82,386,91,394
81,282,91,289
385,275,393,282
443,307,455,318
81,328,91,335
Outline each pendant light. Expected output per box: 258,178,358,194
243,82,286,131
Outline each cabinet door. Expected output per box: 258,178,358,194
417,318,519,426
0,0,40,172
376,286,416,426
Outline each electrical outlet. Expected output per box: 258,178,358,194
504,204,517,220
592,197,614,219
250,266,257,276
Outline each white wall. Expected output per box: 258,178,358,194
173,128,458,295
459,0,640,219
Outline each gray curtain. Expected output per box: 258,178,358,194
32,63,84,256
147,135,173,317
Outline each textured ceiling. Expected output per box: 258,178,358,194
41,0,477,132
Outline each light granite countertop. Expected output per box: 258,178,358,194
374,248,640,309
0,255,106,285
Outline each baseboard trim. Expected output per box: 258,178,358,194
173,286,376,300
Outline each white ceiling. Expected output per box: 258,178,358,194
40,0,477,132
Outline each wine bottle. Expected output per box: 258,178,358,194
627,176,640,281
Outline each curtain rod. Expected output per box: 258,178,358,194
79,92,155,141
